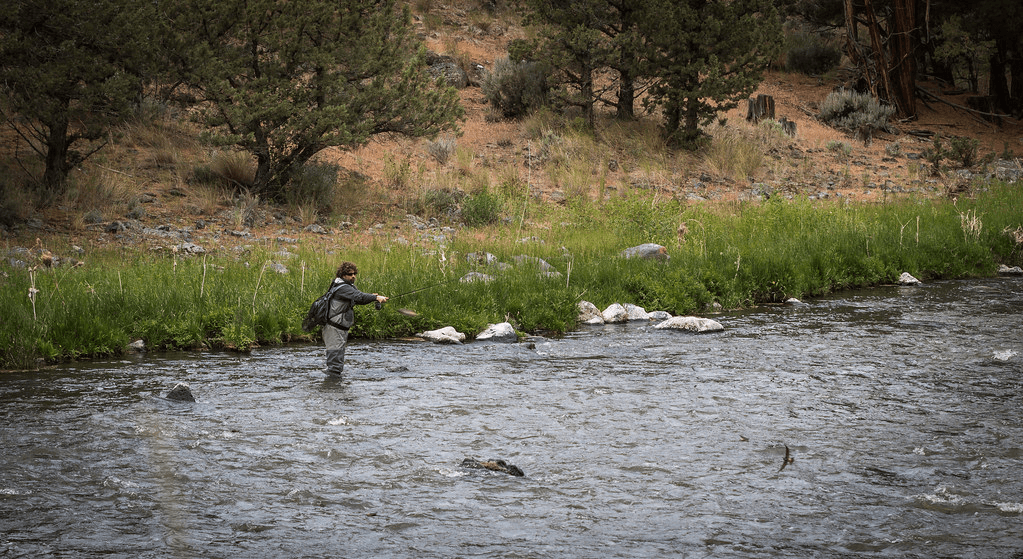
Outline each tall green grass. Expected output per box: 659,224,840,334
2,182,1020,369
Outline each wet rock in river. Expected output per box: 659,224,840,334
165,382,195,402
461,457,525,477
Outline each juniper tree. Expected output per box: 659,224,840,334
0,0,156,195
641,0,782,146
524,0,607,126
168,0,463,201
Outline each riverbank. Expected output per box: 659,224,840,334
3,182,1020,370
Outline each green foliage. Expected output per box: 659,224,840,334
0,0,158,193
785,33,842,75
818,89,896,136
170,0,463,201
286,162,341,206
946,136,981,167
461,190,504,227
481,57,552,118
641,0,784,146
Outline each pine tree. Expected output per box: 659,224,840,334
642,0,782,146
0,0,155,195
168,0,464,200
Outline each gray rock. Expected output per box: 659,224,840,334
785,298,807,306
165,383,195,402
621,243,669,261
648,310,672,320
304,224,328,235
654,316,724,333
460,271,495,283
269,261,288,274
624,303,650,321
128,339,146,352
998,264,1023,275
476,322,517,343
577,301,603,324
602,303,629,323
176,242,205,254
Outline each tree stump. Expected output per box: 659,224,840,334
746,94,775,123
779,117,797,137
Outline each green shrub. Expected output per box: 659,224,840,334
286,161,339,206
785,36,841,75
461,190,503,226
819,89,896,136
946,136,980,167
481,57,551,118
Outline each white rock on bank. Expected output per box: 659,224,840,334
417,326,466,344
476,322,518,343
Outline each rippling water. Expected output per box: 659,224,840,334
2,277,1021,558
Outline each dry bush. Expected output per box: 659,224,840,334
703,120,788,182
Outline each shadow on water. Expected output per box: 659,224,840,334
1,277,1021,558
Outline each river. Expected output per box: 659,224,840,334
1,277,1021,558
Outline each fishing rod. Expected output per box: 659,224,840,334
375,276,462,313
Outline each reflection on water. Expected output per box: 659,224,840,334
1,277,1021,558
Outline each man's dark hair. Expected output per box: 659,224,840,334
336,261,358,278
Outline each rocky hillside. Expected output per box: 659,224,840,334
4,1,1022,255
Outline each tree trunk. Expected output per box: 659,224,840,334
42,117,72,194
890,0,916,118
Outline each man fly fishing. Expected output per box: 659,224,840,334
323,262,387,377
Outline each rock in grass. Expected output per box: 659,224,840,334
165,383,195,402
621,243,669,261
654,316,724,333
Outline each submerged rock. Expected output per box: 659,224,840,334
165,383,195,402
461,457,525,477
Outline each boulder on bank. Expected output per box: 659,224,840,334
621,243,669,261
654,316,724,333
624,303,650,321
602,303,629,323
577,301,603,324
898,272,921,285
461,457,525,477
476,322,517,343
417,326,466,344
998,264,1023,275
165,382,195,402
